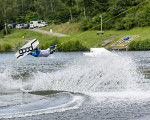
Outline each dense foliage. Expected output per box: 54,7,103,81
128,39,150,51
58,40,88,51
0,0,149,31
0,43,12,52
39,39,88,52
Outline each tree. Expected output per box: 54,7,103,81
0,0,17,33
76,0,87,19
34,0,64,23
61,0,76,20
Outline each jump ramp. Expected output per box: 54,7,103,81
83,47,116,57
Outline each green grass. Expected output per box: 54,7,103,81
41,22,82,35
112,27,150,41
61,30,116,48
128,39,150,50
105,27,150,49
1,25,150,52
0,29,57,51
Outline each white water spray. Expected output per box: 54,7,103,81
0,67,21,92
29,48,141,92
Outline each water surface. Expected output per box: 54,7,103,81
1,51,150,120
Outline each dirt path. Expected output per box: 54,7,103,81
28,29,69,37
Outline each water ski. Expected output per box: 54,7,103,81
15,39,39,60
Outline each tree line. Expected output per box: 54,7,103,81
0,0,150,31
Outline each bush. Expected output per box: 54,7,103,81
42,38,61,49
2,26,11,35
58,40,88,52
2,44,12,52
39,44,44,50
56,8,70,24
115,18,124,30
80,19,89,31
44,41,51,49
0,44,1,51
128,39,150,51
25,12,39,23
0,30,4,38
122,18,135,30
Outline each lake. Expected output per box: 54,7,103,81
1,50,150,120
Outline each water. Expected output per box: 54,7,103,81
1,51,150,120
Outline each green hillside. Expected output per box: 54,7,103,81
0,22,150,52
0,0,150,51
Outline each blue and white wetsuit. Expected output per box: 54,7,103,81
31,46,54,57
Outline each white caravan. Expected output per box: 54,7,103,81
40,20,48,26
29,20,45,29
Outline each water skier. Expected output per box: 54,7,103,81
29,45,57,57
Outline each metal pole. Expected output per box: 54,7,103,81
99,15,102,32
101,15,102,32
97,15,104,35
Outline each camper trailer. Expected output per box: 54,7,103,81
29,20,45,29
40,20,48,26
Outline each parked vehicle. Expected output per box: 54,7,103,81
16,24,24,29
29,21,34,29
15,24,20,29
29,21,41,28
42,22,48,26
12,23,17,28
39,20,48,26
29,20,47,29
24,24,30,29
8,24,13,29
8,23,17,29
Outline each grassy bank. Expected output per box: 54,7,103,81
0,29,54,51
41,24,150,51
0,24,150,52
128,39,150,50
41,23,82,35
